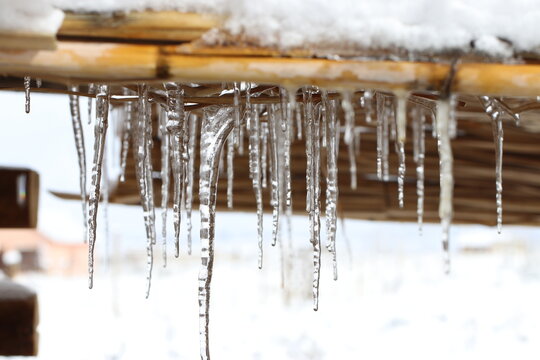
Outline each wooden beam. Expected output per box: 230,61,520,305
59,11,220,43
1,42,540,97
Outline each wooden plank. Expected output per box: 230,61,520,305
1,41,540,97
59,12,220,42
0,31,57,51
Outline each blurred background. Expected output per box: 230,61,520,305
2,91,540,359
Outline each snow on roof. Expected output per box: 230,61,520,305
2,0,540,57
0,0,64,36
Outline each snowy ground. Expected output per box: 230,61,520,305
4,219,540,360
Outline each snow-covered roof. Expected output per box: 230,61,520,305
2,0,540,57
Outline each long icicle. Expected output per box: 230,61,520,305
160,106,170,267
479,96,504,233
134,84,155,297
268,104,280,248
186,114,198,255
261,122,268,189
325,96,339,280
248,104,264,269
87,84,110,289
119,88,133,182
283,88,293,209
198,106,235,360
68,85,87,243
341,92,357,189
413,107,426,234
226,135,234,208
436,99,454,274
165,83,185,258
304,87,322,311
396,92,408,208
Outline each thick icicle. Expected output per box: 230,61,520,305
186,114,198,255
412,107,426,234
24,76,31,113
165,83,185,258
479,96,504,233
87,84,110,289
436,99,454,273
198,106,235,360
119,89,133,182
160,107,170,267
304,87,322,311
268,104,280,249
396,92,408,208
325,97,339,280
68,85,87,243
248,104,264,269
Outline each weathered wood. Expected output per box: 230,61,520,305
59,11,220,43
2,42,540,96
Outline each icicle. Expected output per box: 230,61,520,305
261,122,268,189
268,104,280,248
493,112,503,234
36,78,42,88
347,133,357,190
237,83,251,156
119,88,133,182
226,134,234,208
286,88,302,140
283,89,293,209
68,85,87,243
304,87,322,311
376,94,390,181
198,106,235,360
412,107,426,234
325,98,339,281
396,92,408,208
186,114,198,255
233,82,241,147
363,90,373,123
248,104,264,269
87,84,110,289
87,83,96,124
23,76,31,113
133,84,156,297
279,87,288,132
436,99,454,274
479,96,504,233
448,94,458,139
341,91,355,145
165,83,185,258
160,107,170,267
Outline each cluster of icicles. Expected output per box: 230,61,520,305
23,78,514,360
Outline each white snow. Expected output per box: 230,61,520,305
0,0,64,35
54,0,540,56
2,0,540,56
